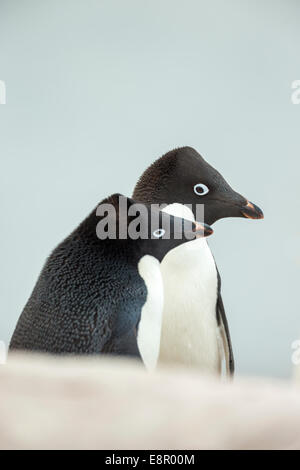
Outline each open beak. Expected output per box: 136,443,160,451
193,221,214,238
241,201,264,220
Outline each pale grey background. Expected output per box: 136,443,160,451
0,0,299,377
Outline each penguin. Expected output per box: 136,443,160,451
159,203,226,375
133,147,264,375
9,194,213,371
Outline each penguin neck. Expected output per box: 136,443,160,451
162,238,210,269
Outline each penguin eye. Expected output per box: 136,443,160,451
194,183,209,196
152,228,166,238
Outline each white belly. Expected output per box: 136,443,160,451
158,239,222,374
137,255,164,372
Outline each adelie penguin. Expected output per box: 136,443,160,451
9,194,212,371
133,146,264,375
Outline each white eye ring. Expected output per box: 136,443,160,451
153,228,166,238
194,183,209,196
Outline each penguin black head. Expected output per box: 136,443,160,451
133,147,264,226
96,194,213,263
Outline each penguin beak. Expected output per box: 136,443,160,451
240,201,264,220
193,222,214,238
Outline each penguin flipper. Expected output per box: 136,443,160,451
107,327,142,361
216,270,235,376
102,277,147,362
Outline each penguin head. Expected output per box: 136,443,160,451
138,203,213,262
133,147,264,226
97,194,213,263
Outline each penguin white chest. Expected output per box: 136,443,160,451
137,255,164,372
158,239,221,373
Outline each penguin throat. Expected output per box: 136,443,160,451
162,238,209,268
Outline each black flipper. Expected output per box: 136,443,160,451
107,327,142,360
216,268,235,376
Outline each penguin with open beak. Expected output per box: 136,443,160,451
133,147,264,376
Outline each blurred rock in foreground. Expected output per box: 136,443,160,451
0,353,300,450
